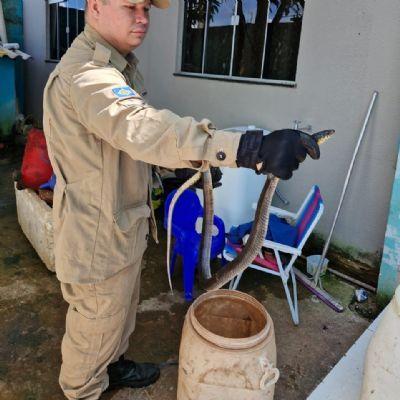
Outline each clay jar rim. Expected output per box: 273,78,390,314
189,289,271,350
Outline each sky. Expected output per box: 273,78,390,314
208,0,303,27
49,0,85,11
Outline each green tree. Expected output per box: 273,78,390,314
184,0,304,78
234,0,304,77
185,0,222,27
270,0,304,24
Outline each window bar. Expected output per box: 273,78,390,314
260,0,271,78
66,1,70,48
76,5,79,37
229,0,239,77
201,0,210,74
176,70,296,86
56,2,60,60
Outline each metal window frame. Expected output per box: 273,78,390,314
46,0,84,61
66,2,70,48
175,70,296,87
47,0,63,61
177,0,298,85
228,0,239,77
46,1,59,60
201,0,210,73
260,0,272,79
76,4,79,37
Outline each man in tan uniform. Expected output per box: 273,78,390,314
43,0,318,398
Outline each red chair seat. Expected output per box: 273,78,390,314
228,242,279,273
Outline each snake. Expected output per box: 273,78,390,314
167,130,334,293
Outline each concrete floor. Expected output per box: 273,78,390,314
308,312,383,400
0,158,376,400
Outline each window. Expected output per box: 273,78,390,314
48,0,85,61
180,0,305,84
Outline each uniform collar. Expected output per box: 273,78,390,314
83,24,138,73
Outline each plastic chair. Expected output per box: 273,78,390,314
39,173,56,190
164,189,225,301
224,186,324,325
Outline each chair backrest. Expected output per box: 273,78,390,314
295,185,317,220
163,189,202,230
164,189,226,257
295,185,324,249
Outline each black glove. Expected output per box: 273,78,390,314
236,129,319,180
175,167,223,189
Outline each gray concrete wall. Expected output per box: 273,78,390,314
23,1,400,263
142,0,400,261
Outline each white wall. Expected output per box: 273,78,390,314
23,0,400,262
141,0,400,260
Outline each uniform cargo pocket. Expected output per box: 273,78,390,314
54,172,101,268
111,204,151,266
113,204,151,232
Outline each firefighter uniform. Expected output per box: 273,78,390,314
43,21,241,399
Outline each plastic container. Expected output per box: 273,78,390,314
177,289,279,400
306,255,329,277
21,128,53,190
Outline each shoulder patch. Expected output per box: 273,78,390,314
112,86,139,98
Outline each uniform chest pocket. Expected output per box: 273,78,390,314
111,204,151,266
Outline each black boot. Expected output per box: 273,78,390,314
107,355,160,391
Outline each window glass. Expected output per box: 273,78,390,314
181,0,207,73
66,0,85,10
204,0,236,75
49,3,59,60
58,2,69,56
78,6,85,34
48,0,85,60
232,0,269,78
262,0,304,81
181,0,306,82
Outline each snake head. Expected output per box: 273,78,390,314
300,129,335,160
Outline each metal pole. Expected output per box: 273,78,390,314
0,0,8,43
314,91,379,285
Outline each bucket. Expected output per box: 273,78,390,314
177,290,279,400
306,255,329,277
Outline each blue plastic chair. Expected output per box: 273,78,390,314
164,189,225,301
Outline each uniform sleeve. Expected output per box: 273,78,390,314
70,64,241,169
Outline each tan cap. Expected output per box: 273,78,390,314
129,0,170,9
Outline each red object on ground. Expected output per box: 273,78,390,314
21,128,53,190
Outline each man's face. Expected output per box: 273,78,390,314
92,0,151,55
